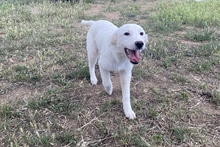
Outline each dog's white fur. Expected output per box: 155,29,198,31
81,20,148,119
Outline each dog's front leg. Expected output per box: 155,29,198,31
99,64,113,95
119,70,136,119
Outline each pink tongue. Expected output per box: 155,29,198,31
128,50,141,62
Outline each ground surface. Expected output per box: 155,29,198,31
0,0,220,146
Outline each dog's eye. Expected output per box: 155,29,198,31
140,32,144,36
124,32,130,36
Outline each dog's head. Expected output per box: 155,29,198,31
111,24,148,64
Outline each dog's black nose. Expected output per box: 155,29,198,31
135,41,144,49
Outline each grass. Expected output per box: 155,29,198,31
170,73,188,84
0,0,220,146
172,127,191,143
151,0,220,33
184,28,215,42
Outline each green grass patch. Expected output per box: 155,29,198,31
211,90,220,106
193,57,219,72
66,65,90,81
28,89,81,115
193,42,220,57
150,134,164,146
146,41,167,60
184,28,215,42
162,56,179,68
0,0,85,50
154,0,220,28
170,73,188,84
120,133,146,147
172,127,191,143
0,105,13,119
148,108,158,118
56,132,76,145
120,4,142,19
202,90,220,106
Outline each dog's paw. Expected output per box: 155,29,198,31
104,86,113,95
124,109,136,120
91,78,98,85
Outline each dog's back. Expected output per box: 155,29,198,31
81,20,118,51
81,20,117,35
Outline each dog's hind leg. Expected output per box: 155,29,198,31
87,35,99,85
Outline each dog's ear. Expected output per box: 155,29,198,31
145,34,149,44
111,32,117,45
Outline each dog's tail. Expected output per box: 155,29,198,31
81,20,95,27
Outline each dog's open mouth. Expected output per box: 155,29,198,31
124,48,141,64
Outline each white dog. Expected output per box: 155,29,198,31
81,20,148,119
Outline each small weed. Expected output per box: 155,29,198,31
133,67,151,79
66,66,90,81
111,0,116,3
193,42,220,57
56,132,76,145
51,73,71,87
211,90,220,106
23,133,51,146
150,15,182,33
134,100,144,110
203,90,220,106
180,92,189,102
111,99,119,105
185,29,215,42
170,73,188,84
172,127,191,143
11,65,41,82
193,57,220,72
146,40,182,62
173,92,189,102
151,88,162,96
27,100,39,110
149,108,158,118
39,135,51,146
0,105,13,118
151,134,164,145
102,101,110,112
162,56,178,68
120,5,141,19
120,133,146,147
84,0,95,3
28,89,81,115
145,43,167,60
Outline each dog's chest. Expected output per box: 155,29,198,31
99,57,133,72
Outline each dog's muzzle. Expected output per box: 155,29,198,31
124,41,144,64
124,48,142,64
